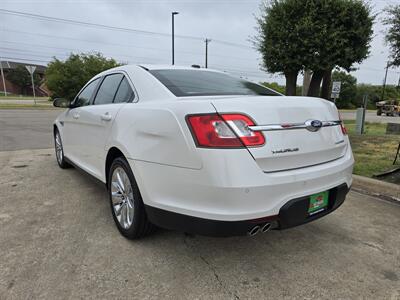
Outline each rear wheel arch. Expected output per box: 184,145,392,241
105,147,126,187
53,124,59,135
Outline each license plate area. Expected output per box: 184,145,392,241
308,191,329,216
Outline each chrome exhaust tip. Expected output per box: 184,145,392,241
248,225,260,236
261,223,271,233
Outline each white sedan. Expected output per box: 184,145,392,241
53,65,354,239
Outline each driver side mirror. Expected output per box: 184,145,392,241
53,98,72,108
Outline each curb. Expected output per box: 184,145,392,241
352,174,400,203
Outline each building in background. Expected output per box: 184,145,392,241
0,61,49,97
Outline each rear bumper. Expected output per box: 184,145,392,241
129,142,354,222
145,183,350,237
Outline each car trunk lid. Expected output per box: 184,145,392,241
211,96,347,172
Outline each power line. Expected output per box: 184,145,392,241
0,57,52,64
0,8,200,40
0,46,172,64
0,8,253,49
2,29,258,62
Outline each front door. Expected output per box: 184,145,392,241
72,73,135,180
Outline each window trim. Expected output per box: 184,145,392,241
72,70,139,108
91,71,138,105
112,75,135,104
72,77,101,108
92,73,124,106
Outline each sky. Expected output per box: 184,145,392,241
0,0,399,85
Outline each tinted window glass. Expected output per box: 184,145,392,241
74,78,100,107
149,69,281,97
114,77,134,103
94,74,124,105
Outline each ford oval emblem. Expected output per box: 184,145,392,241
305,119,323,132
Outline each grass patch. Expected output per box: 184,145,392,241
0,95,50,101
344,120,387,135
344,121,399,178
0,103,60,110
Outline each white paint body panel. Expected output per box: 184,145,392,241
54,65,354,222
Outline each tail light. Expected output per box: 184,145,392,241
338,113,347,135
186,113,265,148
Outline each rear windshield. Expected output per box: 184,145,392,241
149,69,281,97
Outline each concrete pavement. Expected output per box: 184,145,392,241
0,149,399,299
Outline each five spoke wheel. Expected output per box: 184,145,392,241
111,167,135,229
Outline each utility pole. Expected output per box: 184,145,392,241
381,62,389,101
0,59,7,96
171,11,179,65
205,38,211,68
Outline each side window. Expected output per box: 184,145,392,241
93,74,124,105
74,78,100,107
114,77,135,103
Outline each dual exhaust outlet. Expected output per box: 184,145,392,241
248,222,271,236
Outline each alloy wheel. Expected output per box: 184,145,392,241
111,167,135,229
55,132,63,164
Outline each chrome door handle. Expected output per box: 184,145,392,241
101,113,112,121
73,113,80,119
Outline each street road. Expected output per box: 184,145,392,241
0,149,399,299
340,111,400,124
0,109,61,151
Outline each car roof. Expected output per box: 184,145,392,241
138,64,223,73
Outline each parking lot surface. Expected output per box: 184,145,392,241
0,148,399,299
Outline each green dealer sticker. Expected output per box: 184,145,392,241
308,191,329,215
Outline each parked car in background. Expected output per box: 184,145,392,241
53,65,354,239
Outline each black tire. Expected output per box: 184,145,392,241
108,157,155,239
54,129,71,169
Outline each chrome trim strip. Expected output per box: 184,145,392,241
263,155,345,174
249,120,341,132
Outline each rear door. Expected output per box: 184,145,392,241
212,96,347,172
73,73,134,179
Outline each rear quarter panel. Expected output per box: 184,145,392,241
107,100,216,170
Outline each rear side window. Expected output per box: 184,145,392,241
94,74,124,105
74,78,100,107
114,77,134,103
149,69,281,97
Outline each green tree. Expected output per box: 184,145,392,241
255,0,306,96
261,82,286,94
384,5,400,67
6,65,41,95
45,53,120,100
255,0,374,97
331,71,357,108
355,84,400,109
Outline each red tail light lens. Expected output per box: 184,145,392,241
186,113,265,148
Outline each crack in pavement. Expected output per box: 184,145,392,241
183,234,240,300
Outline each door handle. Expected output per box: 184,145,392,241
101,113,112,121
73,113,80,119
